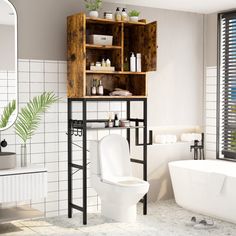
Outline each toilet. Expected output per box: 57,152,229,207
90,134,149,223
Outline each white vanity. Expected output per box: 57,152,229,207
0,166,47,203
0,166,47,223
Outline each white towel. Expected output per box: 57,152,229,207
208,172,226,195
154,134,177,144
181,133,202,142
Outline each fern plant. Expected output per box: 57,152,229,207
15,92,59,144
0,100,16,129
84,0,102,11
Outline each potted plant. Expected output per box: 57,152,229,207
15,92,59,167
128,10,140,22
84,0,102,18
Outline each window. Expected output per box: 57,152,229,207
218,11,236,160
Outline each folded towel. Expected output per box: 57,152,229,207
87,122,106,128
181,133,202,142
109,89,132,96
154,134,177,144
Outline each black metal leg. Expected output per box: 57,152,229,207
143,99,148,215
127,101,131,147
68,99,72,218
82,100,87,225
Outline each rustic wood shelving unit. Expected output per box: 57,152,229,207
67,13,157,98
67,13,157,225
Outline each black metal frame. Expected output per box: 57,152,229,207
67,97,150,224
217,11,236,161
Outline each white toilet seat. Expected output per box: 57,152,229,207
102,176,148,188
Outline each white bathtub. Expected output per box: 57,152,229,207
169,160,236,223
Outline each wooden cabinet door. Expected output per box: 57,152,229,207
143,21,157,72
67,13,86,98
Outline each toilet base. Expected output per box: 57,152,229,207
101,202,137,223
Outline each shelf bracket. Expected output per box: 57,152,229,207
134,120,153,146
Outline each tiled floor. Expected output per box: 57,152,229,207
1,200,236,236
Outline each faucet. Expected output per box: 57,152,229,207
0,139,7,152
190,133,204,160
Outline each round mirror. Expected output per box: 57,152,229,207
0,0,17,130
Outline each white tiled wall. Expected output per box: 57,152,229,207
0,59,126,217
205,66,217,159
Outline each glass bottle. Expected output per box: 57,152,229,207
21,143,27,167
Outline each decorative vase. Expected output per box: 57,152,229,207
21,144,27,167
129,16,139,22
89,11,99,18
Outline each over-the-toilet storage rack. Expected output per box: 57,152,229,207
67,13,157,224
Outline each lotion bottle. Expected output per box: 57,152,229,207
98,80,104,95
115,7,121,21
136,53,142,72
91,79,96,95
114,113,119,127
130,52,136,72
121,8,128,21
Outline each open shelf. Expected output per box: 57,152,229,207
86,44,122,50
86,70,146,75
86,73,146,96
85,125,145,130
84,95,147,99
86,17,146,26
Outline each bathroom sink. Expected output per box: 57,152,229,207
0,152,16,170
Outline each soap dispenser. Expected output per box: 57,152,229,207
115,7,121,21
121,8,128,21
130,52,136,72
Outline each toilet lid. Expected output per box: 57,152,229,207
102,176,148,187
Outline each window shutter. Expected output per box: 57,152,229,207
219,12,236,159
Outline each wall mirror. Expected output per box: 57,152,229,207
0,0,17,131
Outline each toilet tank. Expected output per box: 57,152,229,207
89,141,101,176
99,134,131,180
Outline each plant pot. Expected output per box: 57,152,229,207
89,11,99,18
129,16,139,22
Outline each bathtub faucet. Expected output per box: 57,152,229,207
190,133,205,160
0,139,7,152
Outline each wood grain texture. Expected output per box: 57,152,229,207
67,13,157,98
144,21,157,72
67,13,86,98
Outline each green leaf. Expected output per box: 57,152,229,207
15,92,59,143
0,100,16,129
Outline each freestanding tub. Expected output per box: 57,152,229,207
169,160,236,223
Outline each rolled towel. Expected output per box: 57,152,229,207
181,133,202,142
154,134,177,144
154,135,167,144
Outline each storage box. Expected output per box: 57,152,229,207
88,34,113,46
90,66,115,72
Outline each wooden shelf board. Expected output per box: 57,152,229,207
86,17,146,25
86,70,146,75
84,95,147,99
86,44,122,50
